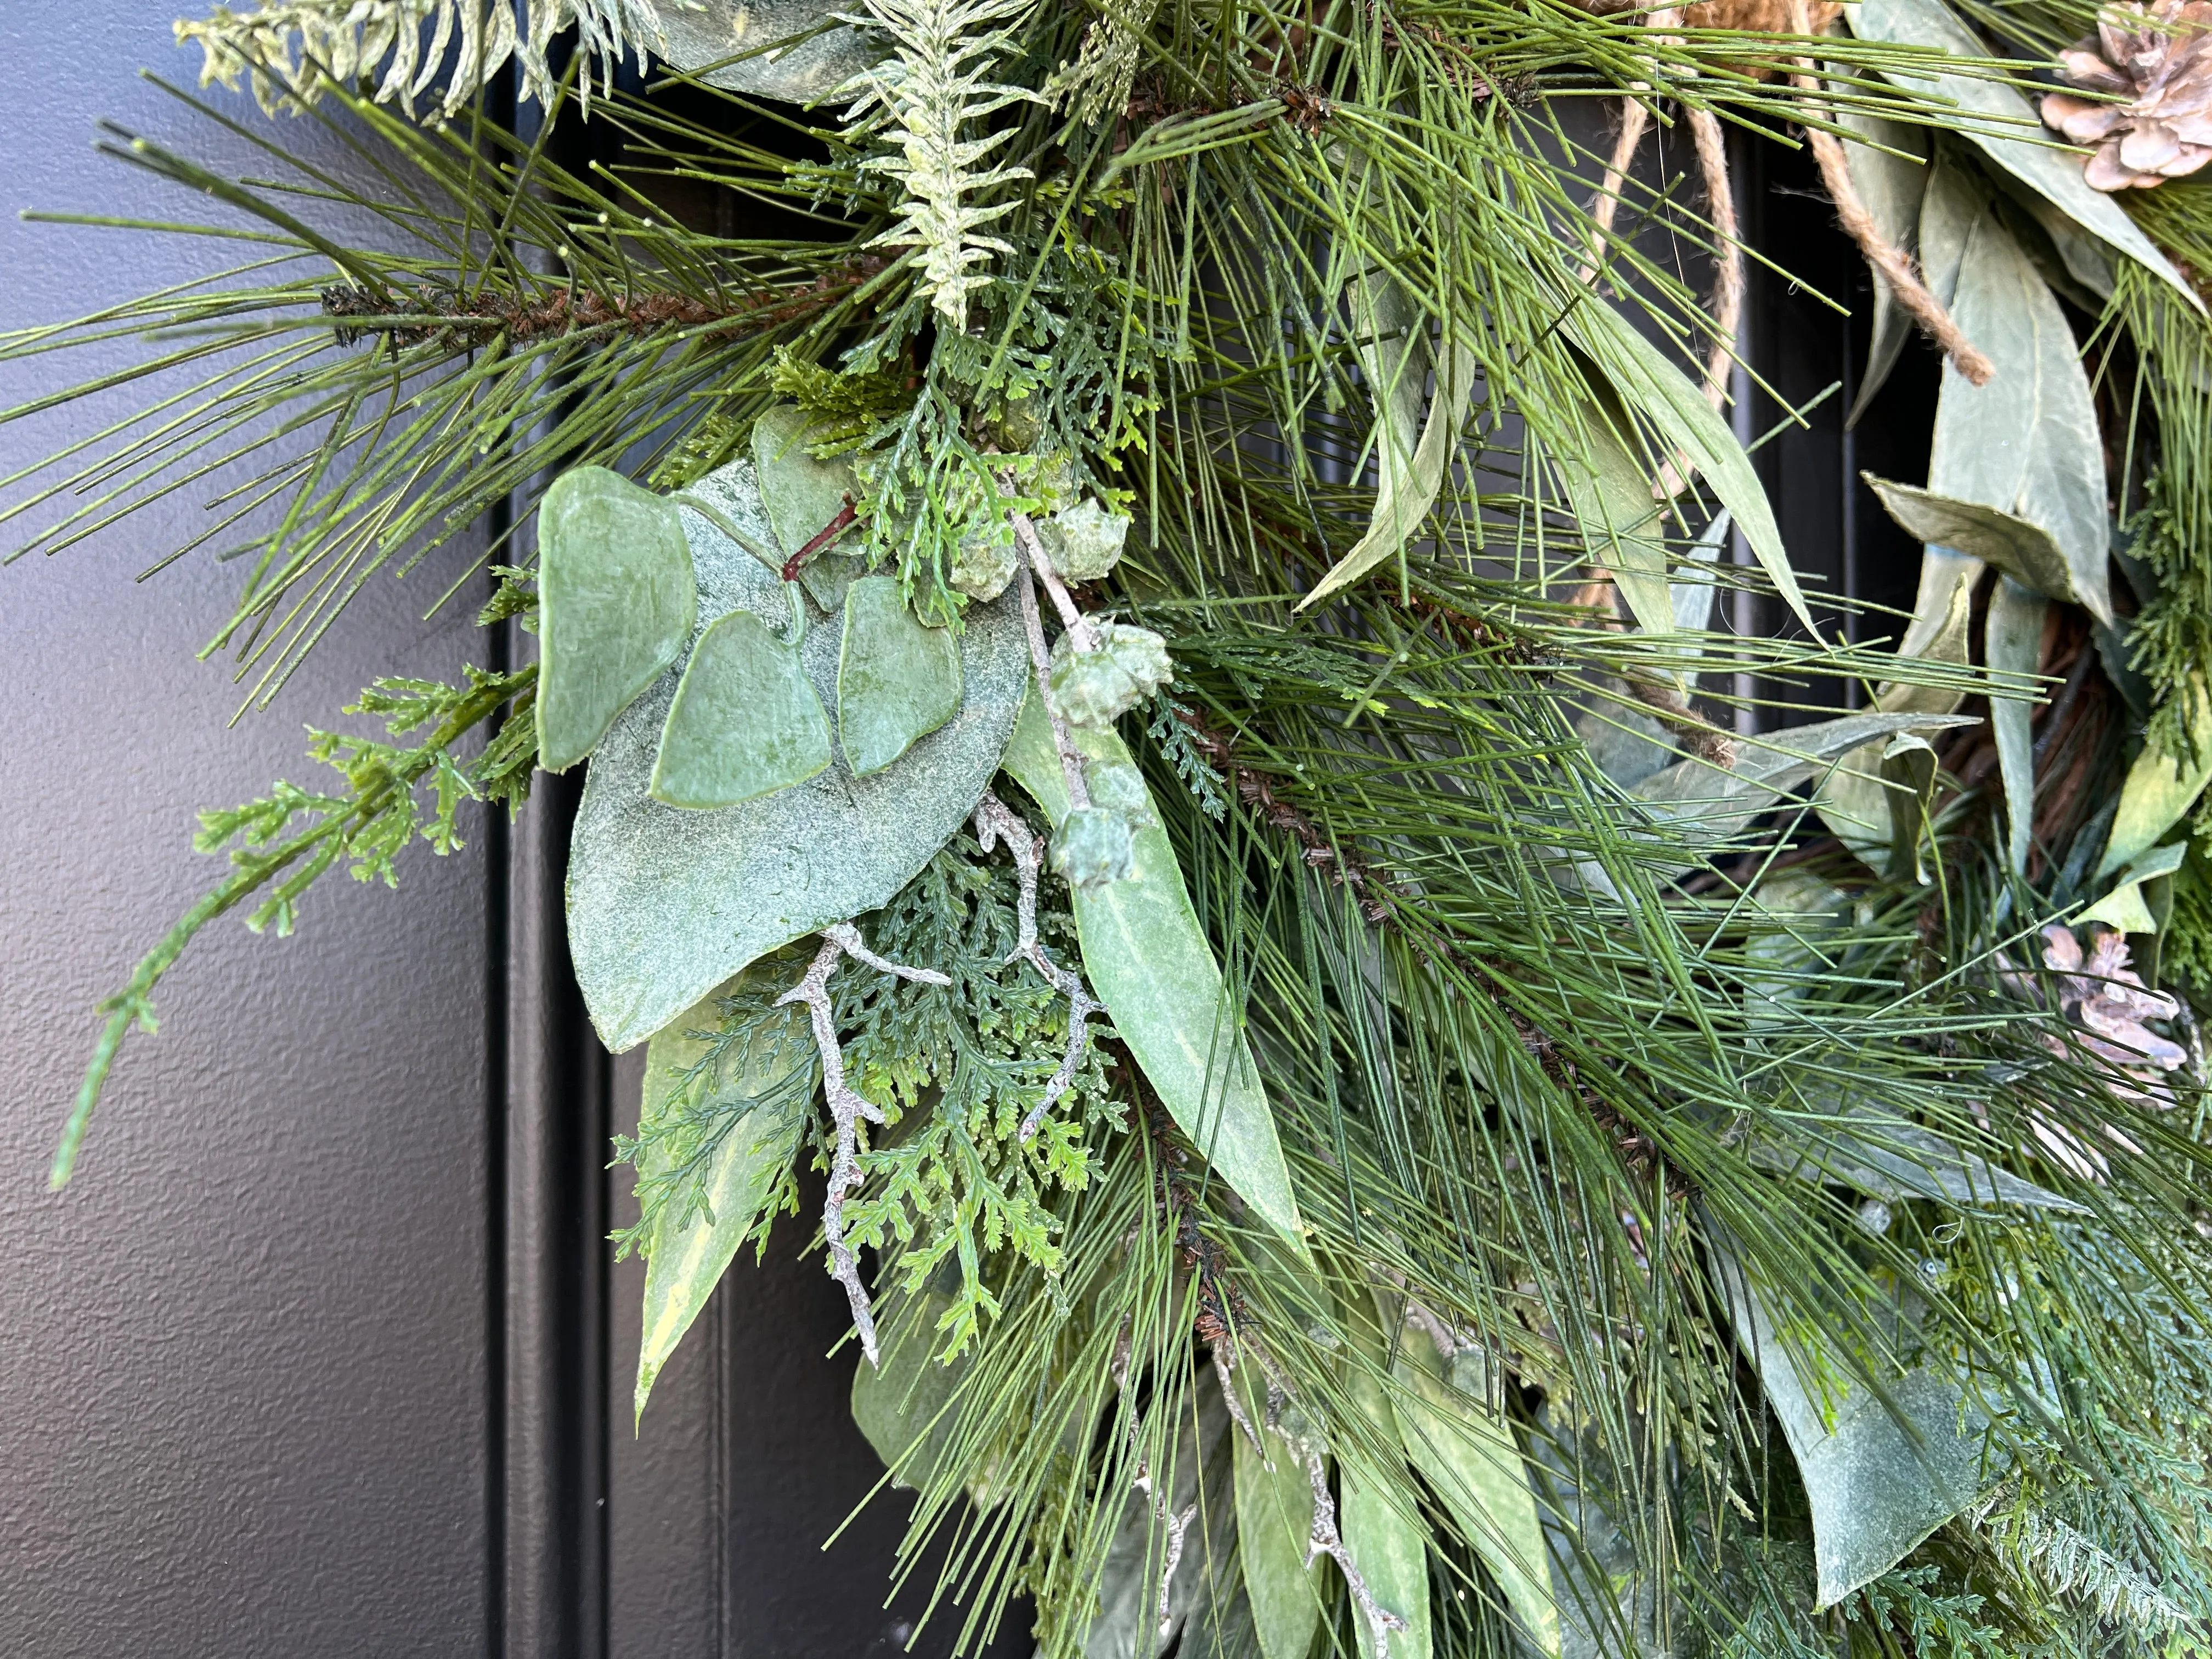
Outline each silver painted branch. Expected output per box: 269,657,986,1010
1012,535,1093,813
1297,1438,1411,1652
776,927,951,1367
973,792,1104,1142
1009,507,1101,652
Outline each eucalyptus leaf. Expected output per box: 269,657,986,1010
851,1259,975,1494
1300,255,1479,611
1565,300,1813,634
2080,842,2190,934
1813,548,1978,870
753,402,866,611
1001,692,1305,1248
1074,1369,1235,1659
1235,1397,1323,1659
1390,1336,1559,1657
838,574,962,775
1984,575,2047,874
651,603,834,808
1917,201,2111,625
1750,1098,2087,1212
654,0,883,104
1848,0,2201,310
1708,1224,2001,1607
633,966,813,1424
1835,110,1929,425
1632,709,1979,872
1554,389,1676,636
567,457,1029,1053
535,465,698,772
1341,1357,1431,1659
2096,676,2212,878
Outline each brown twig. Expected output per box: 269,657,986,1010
783,499,857,582
320,264,873,350
776,923,951,1367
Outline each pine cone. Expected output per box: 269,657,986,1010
2041,1,2212,190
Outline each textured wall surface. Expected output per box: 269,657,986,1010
0,6,495,1654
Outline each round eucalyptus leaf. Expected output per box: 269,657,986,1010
535,465,697,772
650,606,833,809
653,0,882,105
568,458,1029,1054
837,575,962,776
753,402,866,611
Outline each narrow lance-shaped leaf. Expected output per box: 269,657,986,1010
2096,674,2212,878
1000,692,1305,1248
1706,1220,2004,1608
1835,109,1930,425
1553,388,1677,637
1384,1310,1559,1656
1564,301,1814,634
633,968,813,1423
1234,1370,1324,1659
1984,575,2047,874
1340,1307,1432,1659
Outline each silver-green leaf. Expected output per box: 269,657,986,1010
650,603,834,808
536,465,698,772
1708,1223,2002,1607
1866,479,2107,625
654,0,882,104
1984,575,2047,874
567,458,1029,1053
1001,693,1305,1248
633,968,812,1423
837,574,962,775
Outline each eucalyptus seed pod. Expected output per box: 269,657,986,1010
1046,622,1173,727
1051,805,1135,887
2042,1,2212,189
951,526,1017,601
1040,497,1132,582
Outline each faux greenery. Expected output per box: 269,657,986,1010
15,0,2212,1655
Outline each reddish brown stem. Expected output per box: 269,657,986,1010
783,499,857,582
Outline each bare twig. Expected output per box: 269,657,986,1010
972,793,1105,1141
1297,1437,1412,1651
776,925,951,1366
1013,540,1094,811
1215,1345,1266,1455
1010,507,1101,653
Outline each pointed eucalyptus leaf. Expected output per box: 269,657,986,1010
1707,1223,2002,1607
2080,842,2189,933
568,458,1029,1053
654,0,882,104
1300,274,1478,611
753,402,866,611
1920,206,2112,625
1554,391,1675,636
1917,149,1984,313
1077,1370,1235,1659
1743,870,1851,1028
1001,693,1305,1249
1849,0,2202,311
1835,111,1929,425
1632,710,1979,871
650,605,833,808
838,575,962,775
1339,1361,1431,1659
2096,676,2212,877
1391,1340,1559,1657
1750,1098,2087,1212
1814,548,1979,868
535,465,698,772
1984,576,2047,874
633,966,813,1424
1865,478,2105,623
1235,1404,1323,1659
1565,301,1812,634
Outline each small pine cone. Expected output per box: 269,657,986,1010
2041,1,2212,190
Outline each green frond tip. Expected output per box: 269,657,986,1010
50,663,535,1188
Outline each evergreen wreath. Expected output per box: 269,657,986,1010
15,0,2212,1653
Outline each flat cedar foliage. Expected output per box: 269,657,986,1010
15,1,2212,1656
